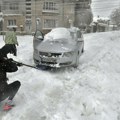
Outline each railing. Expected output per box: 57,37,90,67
42,9,59,13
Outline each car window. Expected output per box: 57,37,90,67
35,30,43,39
70,32,77,39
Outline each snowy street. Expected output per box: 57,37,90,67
0,31,120,120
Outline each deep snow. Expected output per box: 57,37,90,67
0,31,120,120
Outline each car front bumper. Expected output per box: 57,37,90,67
33,52,74,68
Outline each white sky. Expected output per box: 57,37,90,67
0,30,120,120
91,0,120,17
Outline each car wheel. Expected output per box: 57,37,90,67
81,46,84,53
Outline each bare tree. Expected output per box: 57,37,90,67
110,7,120,26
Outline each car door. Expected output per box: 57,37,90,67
33,30,44,49
76,30,84,54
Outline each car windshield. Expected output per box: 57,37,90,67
50,38,70,44
44,28,76,44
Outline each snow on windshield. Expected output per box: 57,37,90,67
44,28,75,44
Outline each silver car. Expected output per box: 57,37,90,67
33,27,84,68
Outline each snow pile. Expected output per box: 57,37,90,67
0,30,120,120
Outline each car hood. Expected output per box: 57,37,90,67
37,41,75,53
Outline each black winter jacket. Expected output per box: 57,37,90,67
0,59,18,92
0,44,16,58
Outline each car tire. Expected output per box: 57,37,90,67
81,46,84,53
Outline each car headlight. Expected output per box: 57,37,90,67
63,51,74,57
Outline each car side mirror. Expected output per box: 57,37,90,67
32,32,35,36
36,35,44,41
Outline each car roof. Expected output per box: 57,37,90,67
44,27,71,40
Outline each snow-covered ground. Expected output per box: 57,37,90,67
0,31,120,120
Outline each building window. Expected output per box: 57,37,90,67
10,3,18,10
44,19,57,29
8,20,16,26
80,0,84,2
26,16,31,19
75,3,81,9
26,3,31,6
3,2,8,10
26,7,31,10
26,11,31,14
75,3,90,9
43,2,57,10
26,0,31,1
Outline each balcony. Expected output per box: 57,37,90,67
42,9,59,14
26,0,31,4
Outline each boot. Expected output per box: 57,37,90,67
3,100,15,111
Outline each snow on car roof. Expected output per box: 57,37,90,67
44,27,72,41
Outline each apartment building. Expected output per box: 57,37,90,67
31,0,92,33
0,0,92,34
0,0,25,32
34,0,76,34
31,0,62,34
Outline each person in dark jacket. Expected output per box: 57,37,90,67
0,44,16,58
0,44,22,111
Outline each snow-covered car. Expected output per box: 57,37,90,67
33,27,84,68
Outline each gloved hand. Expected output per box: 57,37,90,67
16,43,19,46
8,58,14,62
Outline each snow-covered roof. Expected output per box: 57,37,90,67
7,25,18,28
93,17,110,22
4,14,22,16
98,23,108,27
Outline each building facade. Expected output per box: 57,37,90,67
0,0,25,32
0,0,92,34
